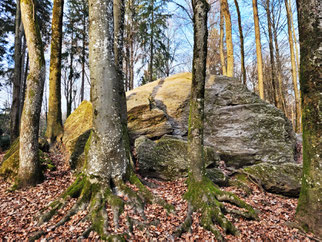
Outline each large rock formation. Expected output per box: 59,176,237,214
63,73,296,172
127,73,296,167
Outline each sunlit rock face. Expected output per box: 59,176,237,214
64,73,296,171
127,73,296,168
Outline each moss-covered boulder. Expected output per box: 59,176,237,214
65,73,296,170
0,139,54,181
135,135,227,185
62,100,92,169
232,163,302,197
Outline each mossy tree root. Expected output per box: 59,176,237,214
175,176,259,241
34,171,172,241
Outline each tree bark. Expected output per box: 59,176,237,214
10,0,23,142
272,6,287,113
221,0,233,77
284,0,301,133
288,0,300,78
18,0,46,187
285,0,301,133
80,4,86,102
233,0,246,85
295,0,322,237
149,0,154,83
265,0,278,107
219,3,226,76
188,0,209,183
87,0,128,182
46,0,64,144
252,0,264,99
67,22,74,118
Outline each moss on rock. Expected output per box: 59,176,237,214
231,163,302,197
0,139,54,181
135,135,227,184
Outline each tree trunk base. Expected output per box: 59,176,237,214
34,170,173,240
175,176,259,241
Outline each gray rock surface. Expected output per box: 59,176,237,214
135,135,227,185
204,76,296,167
235,163,302,197
127,73,296,167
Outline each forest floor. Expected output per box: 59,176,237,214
0,149,318,241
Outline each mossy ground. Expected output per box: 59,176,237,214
0,139,55,183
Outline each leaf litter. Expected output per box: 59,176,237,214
0,149,317,241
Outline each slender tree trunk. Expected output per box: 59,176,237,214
189,0,209,183
221,0,233,77
265,0,278,107
46,0,64,144
285,0,301,133
149,0,154,83
289,0,300,77
80,11,86,102
67,24,74,118
19,36,27,123
252,0,264,99
295,0,322,237
11,0,23,142
233,0,246,85
272,8,287,114
129,0,135,90
219,3,226,76
18,0,46,187
173,1,258,239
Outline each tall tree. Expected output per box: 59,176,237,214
265,0,278,107
137,0,171,83
174,0,257,239
295,0,321,237
46,0,64,144
219,3,226,76
10,0,23,142
36,0,170,238
285,0,301,133
221,0,233,77
17,0,46,187
252,0,264,99
271,1,287,113
233,0,246,84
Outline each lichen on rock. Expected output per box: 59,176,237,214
231,162,302,197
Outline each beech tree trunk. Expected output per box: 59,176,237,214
219,3,226,76
233,0,246,85
149,0,154,83
295,0,322,237
285,0,301,133
87,0,128,183
67,23,74,118
252,0,264,99
221,0,233,77
80,9,86,102
18,0,46,187
46,0,64,144
10,0,23,142
272,7,287,113
265,0,278,107
188,0,209,182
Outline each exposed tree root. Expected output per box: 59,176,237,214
33,171,172,241
175,176,259,241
